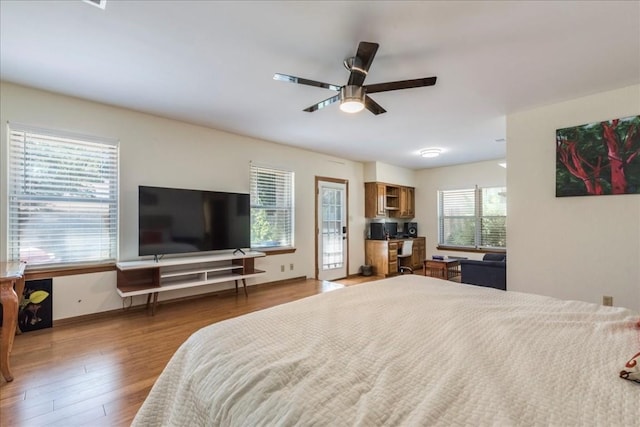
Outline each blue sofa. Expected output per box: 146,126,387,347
459,253,506,291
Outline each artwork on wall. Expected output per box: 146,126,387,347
556,115,640,197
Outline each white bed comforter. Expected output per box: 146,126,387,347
133,275,640,426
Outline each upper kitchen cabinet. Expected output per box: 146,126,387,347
395,186,415,219
365,182,415,219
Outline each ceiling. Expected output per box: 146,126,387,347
1,1,639,170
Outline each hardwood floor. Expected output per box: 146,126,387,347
0,276,379,426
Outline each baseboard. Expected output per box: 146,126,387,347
53,275,308,328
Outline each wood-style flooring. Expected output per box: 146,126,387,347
0,276,380,426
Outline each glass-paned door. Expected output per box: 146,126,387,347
317,180,347,280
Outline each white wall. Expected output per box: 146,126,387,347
363,161,416,187
507,84,640,311
0,82,366,320
363,162,377,182
415,160,507,260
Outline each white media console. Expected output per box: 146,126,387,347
116,251,266,314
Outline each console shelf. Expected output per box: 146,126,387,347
116,251,266,314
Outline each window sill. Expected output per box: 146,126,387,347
24,263,116,280
254,247,297,256
436,246,506,254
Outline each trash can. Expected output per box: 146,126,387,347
360,265,373,276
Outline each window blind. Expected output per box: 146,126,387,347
438,186,506,249
7,124,119,266
250,164,294,248
438,188,477,247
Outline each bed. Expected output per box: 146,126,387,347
133,275,639,426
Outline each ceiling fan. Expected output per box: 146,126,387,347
273,41,437,115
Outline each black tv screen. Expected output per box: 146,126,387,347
138,186,250,256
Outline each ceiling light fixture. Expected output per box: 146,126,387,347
339,85,365,113
420,148,442,158
82,0,107,9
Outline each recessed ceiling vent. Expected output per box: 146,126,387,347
82,0,107,9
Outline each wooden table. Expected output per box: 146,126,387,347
423,259,460,280
1,261,27,382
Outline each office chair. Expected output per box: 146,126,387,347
398,240,414,274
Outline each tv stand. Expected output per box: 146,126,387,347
233,248,246,256
116,252,266,315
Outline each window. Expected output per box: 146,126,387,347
7,124,119,266
438,186,506,250
250,164,294,249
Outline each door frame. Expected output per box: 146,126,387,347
314,176,349,280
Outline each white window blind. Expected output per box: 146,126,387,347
438,186,506,249
7,124,119,266
250,164,294,248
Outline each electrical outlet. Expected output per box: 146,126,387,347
603,296,613,306
280,265,285,272
290,263,294,270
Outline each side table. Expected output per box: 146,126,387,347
1,261,27,382
424,259,460,281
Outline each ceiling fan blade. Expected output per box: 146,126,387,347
303,94,340,112
364,96,386,115
365,76,437,94
347,42,379,87
274,73,341,92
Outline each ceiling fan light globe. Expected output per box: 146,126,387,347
340,100,365,113
340,85,365,113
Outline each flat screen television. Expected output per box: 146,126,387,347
138,186,250,256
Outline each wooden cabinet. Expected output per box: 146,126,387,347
365,240,398,277
365,182,387,217
411,237,426,270
365,237,425,276
396,186,415,219
365,182,415,219
388,241,398,275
